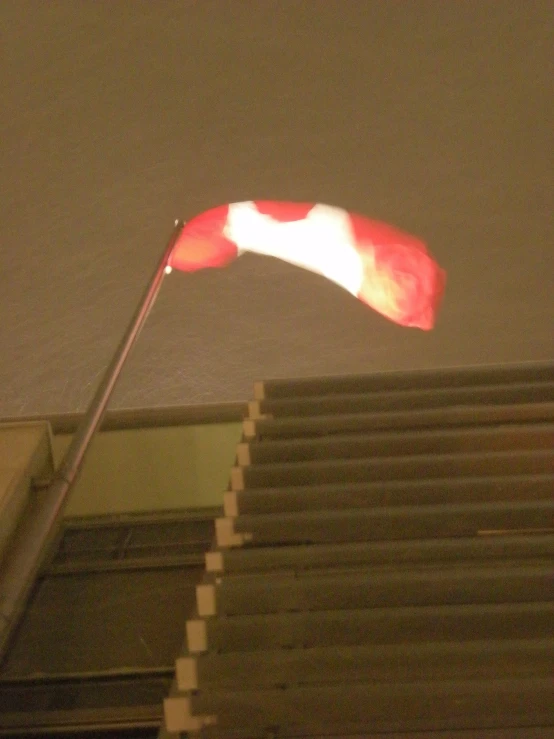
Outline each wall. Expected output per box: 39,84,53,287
52,422,242,517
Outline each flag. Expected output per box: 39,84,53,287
169,200,446,329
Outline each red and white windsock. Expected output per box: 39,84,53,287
169,201,446,330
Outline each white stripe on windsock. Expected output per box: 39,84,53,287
224,201,365,297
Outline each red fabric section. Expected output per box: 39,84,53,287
169,201,446,330
169,205,238,272
169,200,316,272
251,201,314,221
350,213,446,330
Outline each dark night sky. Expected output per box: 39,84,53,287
1,1,552,418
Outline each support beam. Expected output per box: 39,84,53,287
215,517,252,548
196,584,217,617
163,695,216,732
186,619,208,653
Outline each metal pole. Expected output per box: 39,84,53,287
0,220,185,662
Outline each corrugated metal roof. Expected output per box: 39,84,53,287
165,362,554,737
